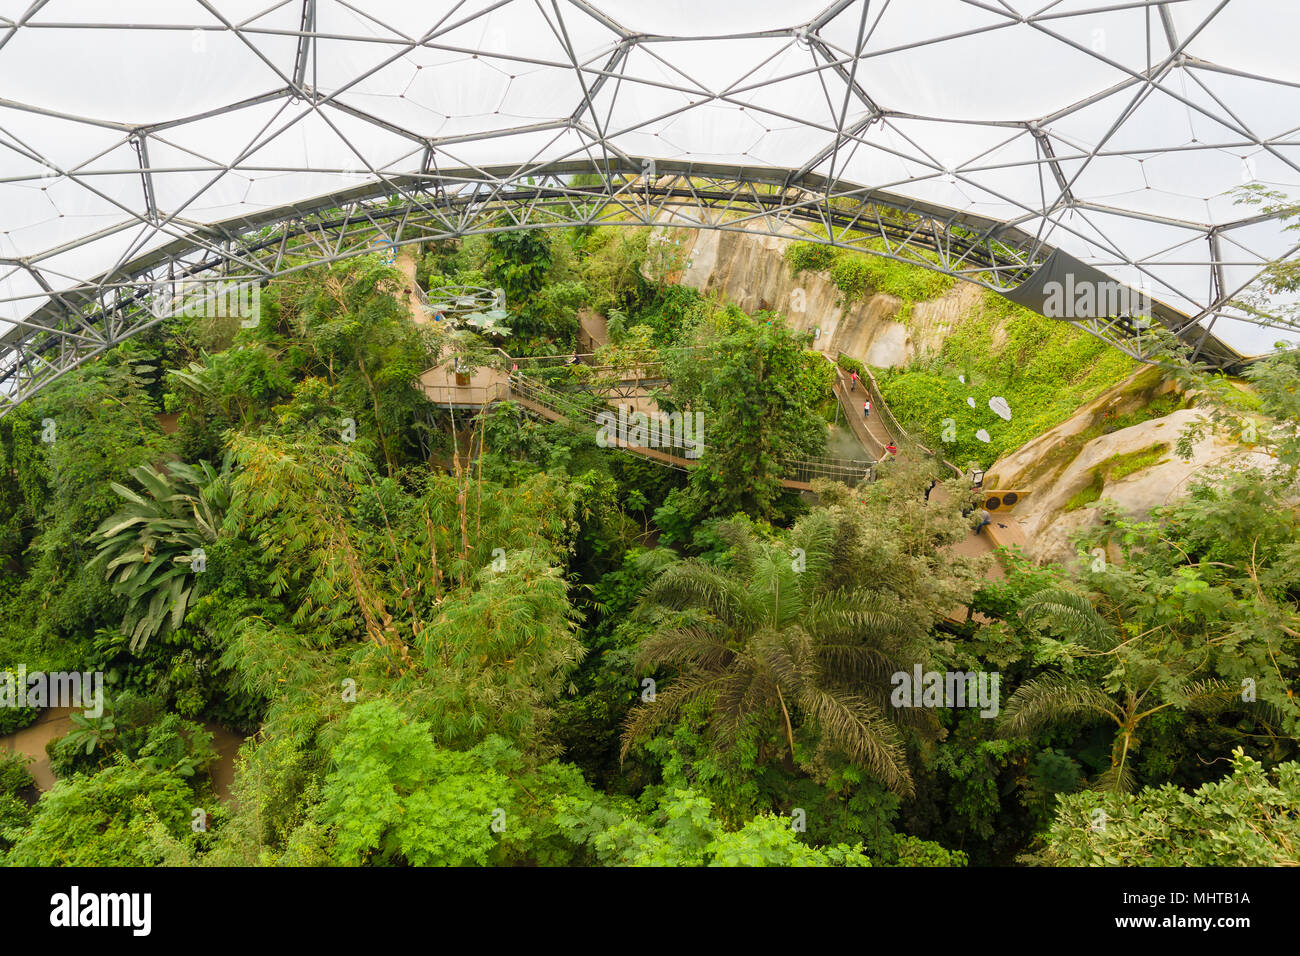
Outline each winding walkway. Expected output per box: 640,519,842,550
831,361,1029,556
422,348,1035,627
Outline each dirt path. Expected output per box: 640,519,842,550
0,706,73,790
396,248,427,320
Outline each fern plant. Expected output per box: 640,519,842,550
61,705,117,759
90,459,232,651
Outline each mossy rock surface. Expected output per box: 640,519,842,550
1062,442,1170,512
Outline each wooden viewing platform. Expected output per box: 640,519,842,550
420,363,509,407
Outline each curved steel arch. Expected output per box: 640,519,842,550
0,157,1256,415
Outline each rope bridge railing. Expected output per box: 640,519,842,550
839,354,963,478
778,455,876,486
504,369,874,486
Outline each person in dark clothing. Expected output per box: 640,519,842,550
925,477,938,501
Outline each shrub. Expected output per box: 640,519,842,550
1063,476,1104,512
829,250,957,304
889,834,969,867
0,752,33,797
0,706,39,736
784,242,840,275
1063,443,1170,512
829,255,875,302
1047,750,1300,866
5,760,197,866
1108,443,1169,481
0,754,33,852
836,354,865,377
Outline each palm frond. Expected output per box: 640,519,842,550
641,560,756,628
1021,587,1118,650
712,517,761,579
1000,673,1116,736
1178,678,1239,712
797,684,915,796
806,590,914,645
1091,761,1137,794
788,507,837,587
635,624,734,673
619,670,727,759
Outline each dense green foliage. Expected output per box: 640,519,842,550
91,460,231,651
660,305,832,525
0,224,1296,869
785,240,956,303
1045,750,1300,865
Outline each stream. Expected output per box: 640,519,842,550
0,706,246,803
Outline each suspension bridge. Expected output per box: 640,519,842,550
421,348,877,491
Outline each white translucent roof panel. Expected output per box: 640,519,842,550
0,0,1296,359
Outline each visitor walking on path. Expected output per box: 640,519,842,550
850,371,859,391
885,442,898,457
863,399,871,420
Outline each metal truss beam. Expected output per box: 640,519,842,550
0,157,1262,416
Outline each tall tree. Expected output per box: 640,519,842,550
1001,587,1238,792
277,256,431,475
623,512,928,796
664,305,831,520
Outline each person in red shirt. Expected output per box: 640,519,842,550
885,442,898,456
850,370,859,391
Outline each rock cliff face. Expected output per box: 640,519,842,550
659,226,1273,564
672,228,983,367
986,370,1273,564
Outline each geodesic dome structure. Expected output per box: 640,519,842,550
1,0,1298,412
